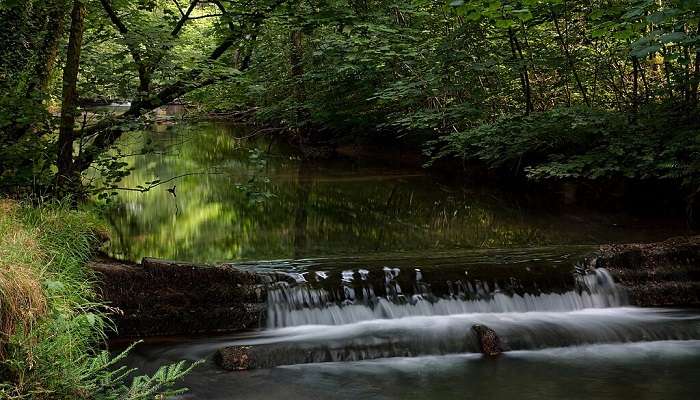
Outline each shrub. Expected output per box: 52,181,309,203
433,106,700,190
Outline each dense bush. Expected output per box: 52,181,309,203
434,106,700,189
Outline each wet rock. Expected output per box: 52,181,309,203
90,255,280,338
217,346,256,371
586,236,700,307
472,324,504,356
216,342,421,371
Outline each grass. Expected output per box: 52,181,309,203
0,200,197,399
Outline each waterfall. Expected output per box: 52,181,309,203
266,268,627,328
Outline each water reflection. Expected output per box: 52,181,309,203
105,122,685,263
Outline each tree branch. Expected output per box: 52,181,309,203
171,0,198,37
107,171,223,193
187,13,224,20
98,0,128,34
75,0,289,172
172,0,185,16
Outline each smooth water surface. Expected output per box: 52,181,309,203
105,122,686,263
124,327,700,400
110,121,698,399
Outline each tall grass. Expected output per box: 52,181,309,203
0,200,197,399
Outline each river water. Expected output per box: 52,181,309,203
107,121,698,399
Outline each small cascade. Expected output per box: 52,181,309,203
266,268,627,328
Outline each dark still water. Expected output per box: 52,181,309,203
104,122,686,263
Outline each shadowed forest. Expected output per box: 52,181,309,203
1,1,700,399
1,0,699,216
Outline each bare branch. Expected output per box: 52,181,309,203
171,0,198,37
108,171,223,193
172,0,185,16
187,13,224,20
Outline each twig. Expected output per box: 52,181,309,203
188,14,224,20
235,126,285,140
108,171,223,192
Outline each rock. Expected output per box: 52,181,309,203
586,235,700,307
472,324,504,356
217,346,256,371
90,255,283,338
216,342,421,371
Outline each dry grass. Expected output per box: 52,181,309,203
0,201,48,357
0,200,195,399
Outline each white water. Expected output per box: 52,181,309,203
267,268,627,327
122,265,700,399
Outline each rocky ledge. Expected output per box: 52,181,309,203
585,236,700,307
92,236,700,338
90,256,291,338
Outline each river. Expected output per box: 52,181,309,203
106,121,698,399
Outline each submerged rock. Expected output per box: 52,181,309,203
472,324,504,356
217,346,256,370
216,342,418,371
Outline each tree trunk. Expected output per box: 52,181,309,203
27,1,68,97
691,22,700,109
6,1,68,143
290,29,309,142
552,11,589,106
137,64,151,98
508,28,533,114
683,45,691,108
632,56,639,113
56,0,85,194
290,30,306,109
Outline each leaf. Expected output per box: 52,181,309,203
660,31,687,44
44,280,65,292
511,9,533,21
631,45,661,58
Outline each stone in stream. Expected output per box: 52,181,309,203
216,342,417,371
216,325,508,371
216,346,257,370
472,324,504,356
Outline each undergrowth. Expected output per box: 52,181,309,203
0,200,198,399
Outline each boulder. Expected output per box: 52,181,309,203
472,324,504,356
586,236,700,307
217,345,256,371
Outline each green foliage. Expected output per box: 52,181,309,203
1,0,699,201
435,106,700,189
193,0,698,199
0,202,197,399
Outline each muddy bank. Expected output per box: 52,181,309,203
90,256,290,337
586,236,700,307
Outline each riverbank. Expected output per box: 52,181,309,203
0,201,194,399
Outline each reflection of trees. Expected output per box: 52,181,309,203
293,159,312,259
106,122,616,263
